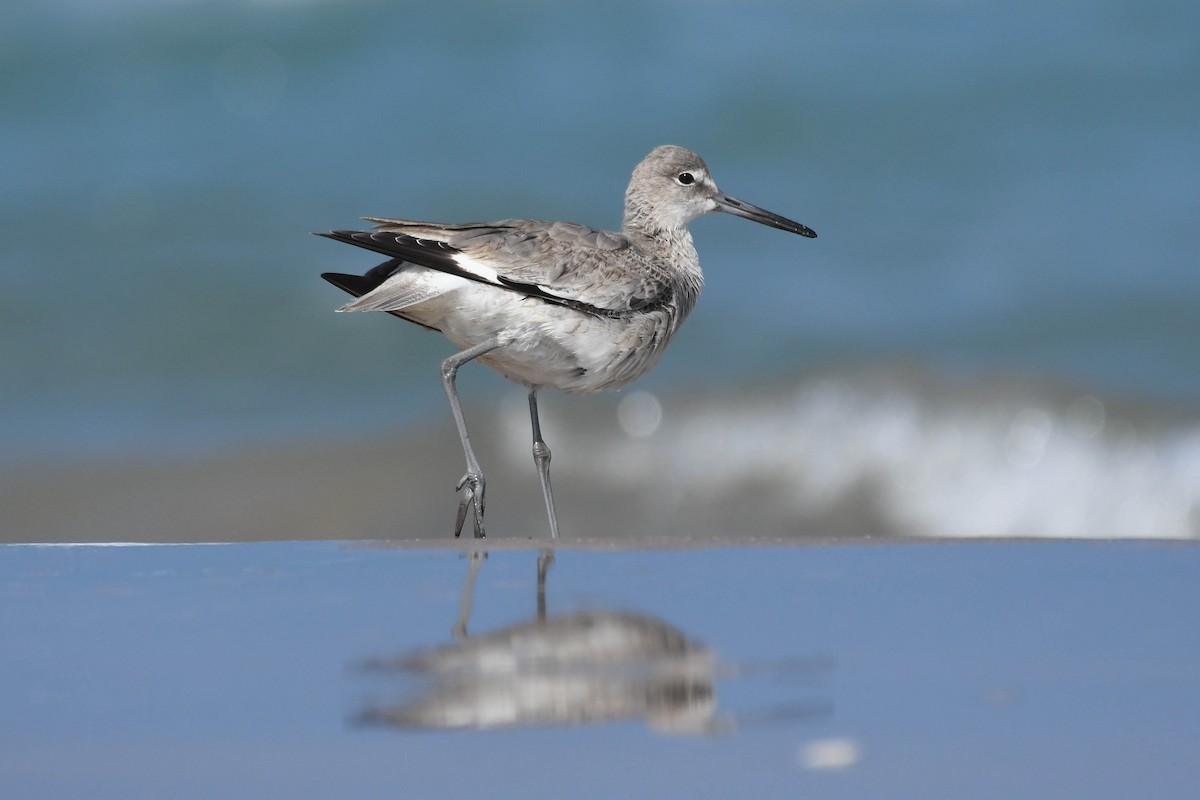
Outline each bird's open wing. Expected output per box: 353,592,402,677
318,218,673,318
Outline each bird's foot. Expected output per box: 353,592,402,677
453,471,486,539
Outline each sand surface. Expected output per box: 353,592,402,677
1,418,889,544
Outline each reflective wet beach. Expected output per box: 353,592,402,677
4,540,1197,798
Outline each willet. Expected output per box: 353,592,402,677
318,145,816,539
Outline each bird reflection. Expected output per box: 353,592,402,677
357,549,728,735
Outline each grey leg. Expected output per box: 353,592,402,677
528,389,560,538
441,339,502,538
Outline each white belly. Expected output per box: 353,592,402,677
402,281,677,394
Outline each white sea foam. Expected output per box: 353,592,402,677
547,371,1200,539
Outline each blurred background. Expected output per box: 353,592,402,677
2,0,1197,541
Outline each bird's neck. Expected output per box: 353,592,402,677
622,207,699,265
622,200,705,319
621,220,704,327
622,189,689,236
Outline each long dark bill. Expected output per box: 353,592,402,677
714,192,817,238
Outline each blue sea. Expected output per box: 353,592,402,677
2,0,1198,537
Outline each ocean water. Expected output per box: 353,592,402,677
2,0,1198,536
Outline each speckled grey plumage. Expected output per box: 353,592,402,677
319,145,816,539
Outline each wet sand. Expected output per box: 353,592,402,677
4,539,1198,799
1,417,890,545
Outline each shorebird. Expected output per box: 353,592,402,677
318,145,816,539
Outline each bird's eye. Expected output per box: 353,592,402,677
676,172,695,186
